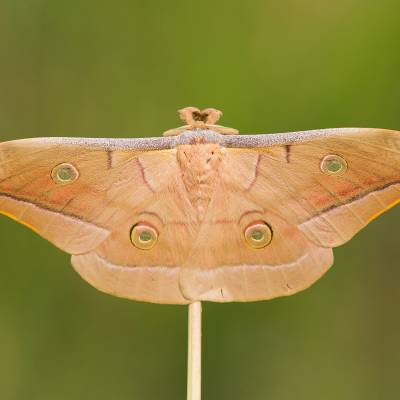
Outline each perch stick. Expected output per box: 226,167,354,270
187,301,202,400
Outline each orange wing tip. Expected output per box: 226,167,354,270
367,197,400,224
0,209,40,235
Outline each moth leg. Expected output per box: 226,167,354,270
163,125,191,137
207,124,239,135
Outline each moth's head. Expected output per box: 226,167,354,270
163,106,239,137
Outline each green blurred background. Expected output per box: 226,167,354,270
0,0,400,399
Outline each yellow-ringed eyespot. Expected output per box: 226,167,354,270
244,221,273,249
51,163,79,184
320,155,347,175
130,223,159,250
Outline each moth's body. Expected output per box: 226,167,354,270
1,107,400,304
176,142,223,221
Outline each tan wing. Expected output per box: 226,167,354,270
179,128,400,302
1,129,399,305
0,137,192,304
238,128,400,247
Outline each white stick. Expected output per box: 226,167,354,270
187,301,202,400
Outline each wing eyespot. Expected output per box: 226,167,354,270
320,155,348,176
244,221,273,249
51,163,79,184
130,223,158,250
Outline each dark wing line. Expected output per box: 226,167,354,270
313,177,367,226
0,192,107,230
301,180,400,223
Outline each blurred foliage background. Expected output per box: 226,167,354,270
0,0,399,399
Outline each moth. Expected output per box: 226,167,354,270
0,107,399,304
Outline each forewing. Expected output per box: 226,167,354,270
234,128,400,247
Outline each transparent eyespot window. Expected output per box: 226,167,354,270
320,155,348,175
244,222,273,249
130,223,159,250
51,163,79,184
